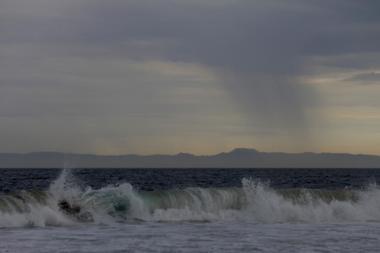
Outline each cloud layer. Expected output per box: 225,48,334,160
1,0,380,154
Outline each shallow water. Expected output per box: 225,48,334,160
1,222,380,253
1,168,380,252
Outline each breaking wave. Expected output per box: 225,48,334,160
1,169,380,227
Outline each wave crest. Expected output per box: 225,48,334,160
1,170,380,227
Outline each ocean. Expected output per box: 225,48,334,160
1,168,380,252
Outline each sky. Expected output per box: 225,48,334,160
1,0,380,155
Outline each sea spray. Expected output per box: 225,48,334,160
2,169,380,227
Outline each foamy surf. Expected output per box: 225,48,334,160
1,169,380,227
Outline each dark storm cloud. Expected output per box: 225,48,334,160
56,0,380,129
4,1,380,66
1,0,380,152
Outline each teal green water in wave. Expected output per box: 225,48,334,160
1,169,380,227
1,169,380,252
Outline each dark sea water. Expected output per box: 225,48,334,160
2,168,380,192
1,168,380,252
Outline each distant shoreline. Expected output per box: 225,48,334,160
1,148,380,168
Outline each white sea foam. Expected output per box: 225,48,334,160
1,170,380,227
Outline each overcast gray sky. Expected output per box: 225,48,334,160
1,0,380,155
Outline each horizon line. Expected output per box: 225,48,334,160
1,148,379,157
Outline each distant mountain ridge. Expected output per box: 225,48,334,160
1,148,380,168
